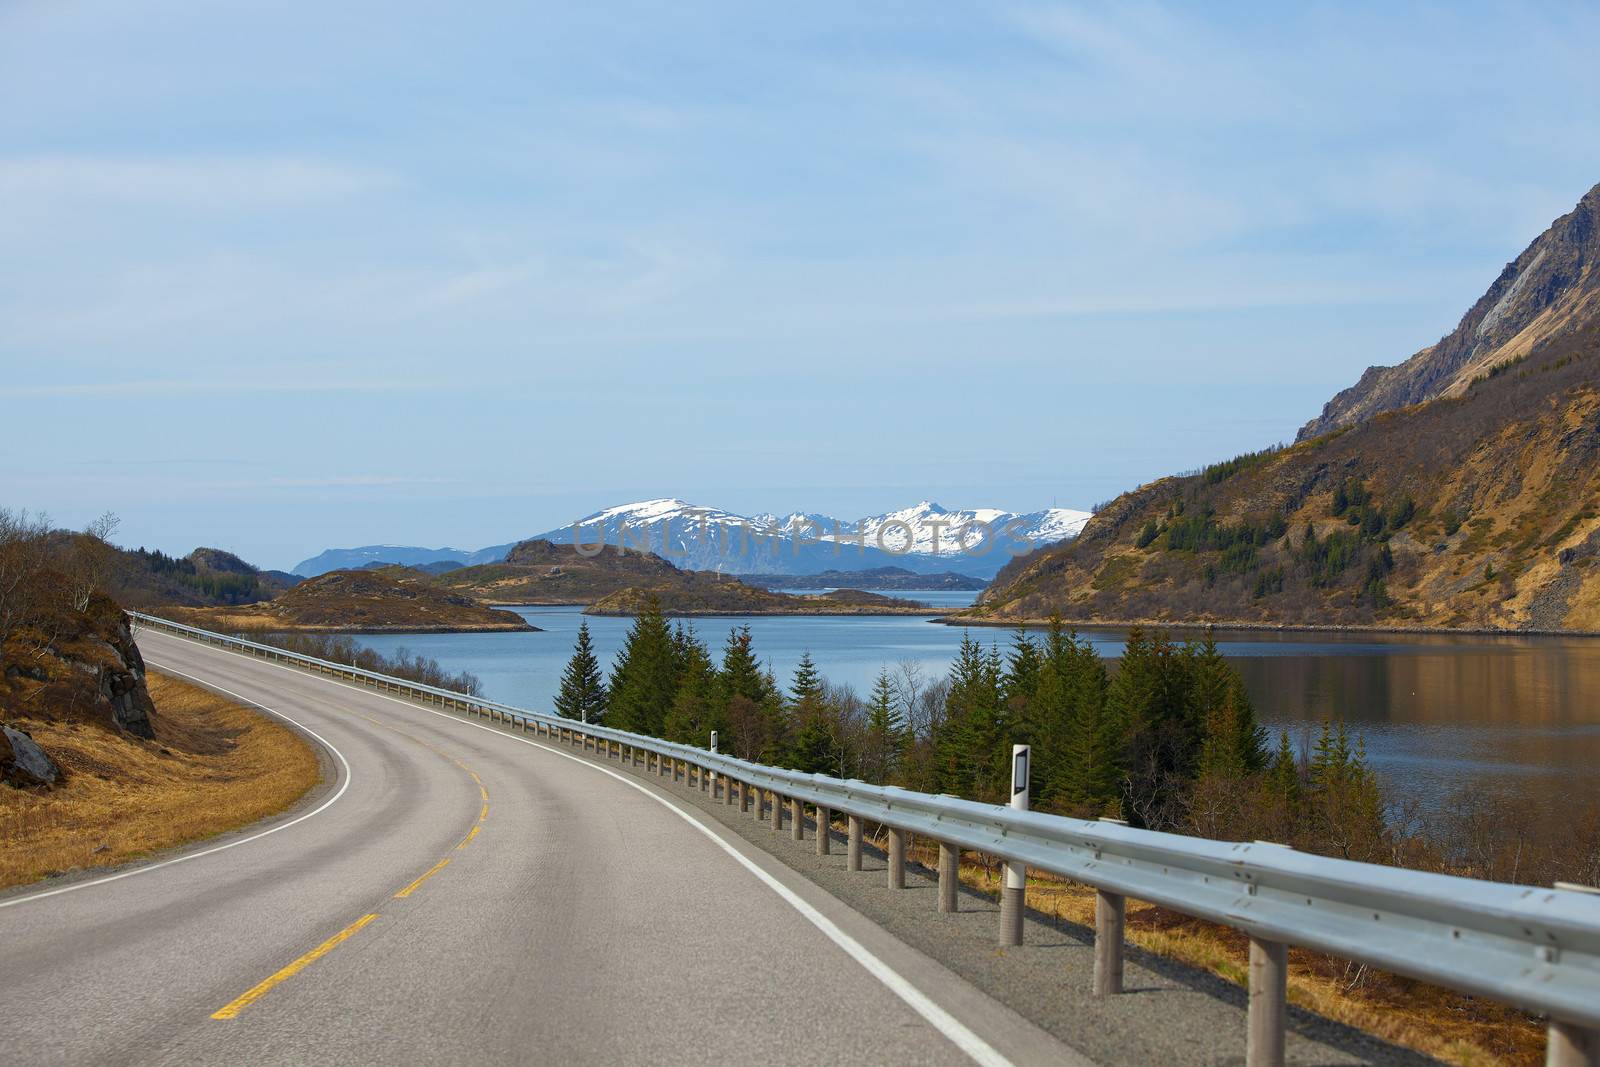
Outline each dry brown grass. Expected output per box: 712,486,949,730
0,671,320,890
901,840,1541,1066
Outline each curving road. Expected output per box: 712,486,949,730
0,629,1085,1066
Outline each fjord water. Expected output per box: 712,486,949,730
353,592,1600,805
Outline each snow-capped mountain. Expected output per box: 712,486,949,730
529,499,1092,579
292,499,1092,579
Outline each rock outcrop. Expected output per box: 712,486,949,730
1,723,63,787
1300,181,1600,440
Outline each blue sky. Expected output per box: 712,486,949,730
4,1,1598,570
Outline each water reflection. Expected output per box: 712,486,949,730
353,605,1600,805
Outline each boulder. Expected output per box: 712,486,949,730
1,723,62,788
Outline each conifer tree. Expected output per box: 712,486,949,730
860,667,907,784
934,633,1006,800
1191,635,1267,779
1031,618,1110,809
554,621,608,723
1001,626,1041,726
606,596,678,735
786,651,836,773
663,625,718,745
1306,722,1386,861
718,626,769,704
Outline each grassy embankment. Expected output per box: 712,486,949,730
0,671,320,891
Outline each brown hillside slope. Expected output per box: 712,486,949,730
972,323,1600,631
165,568,535,633
1300,181,1599,440
432,538,690,604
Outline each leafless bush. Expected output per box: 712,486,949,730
240,631,483,696
0,507,54,653
66,512,120,613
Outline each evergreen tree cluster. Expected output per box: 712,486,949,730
132,547,264,604
552,608,1388,857
1125,474,1415,609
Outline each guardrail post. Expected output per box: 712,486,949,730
999,744,1030,946
791,798,804,841
725,776,736,805
752,786,764,821
816,807,831,855
887,827,906,888
771,793,785,832
1548,1020,1600,1067
1247,936,1287,1067
938,843,958,912
701,764,710,793
848,816,863,871
1094,890,1126,995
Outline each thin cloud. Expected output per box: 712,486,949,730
204,475,450,491
0,154,400,210
0,380,439,399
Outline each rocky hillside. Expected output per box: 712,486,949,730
1300,181,1600,439
2,583,157,787
973,317,1600,631
163,569,536,633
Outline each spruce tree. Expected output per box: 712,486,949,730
861,667,907,784
786,651,836,773
606,596,679,735
1001,625,1041,729
1191,635,1267,779
554,621,608,723
718,626,769,704
663,625,718,745
934,633,1006,800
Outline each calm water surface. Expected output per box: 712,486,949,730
354,592,1600,803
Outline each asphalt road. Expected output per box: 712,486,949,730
0,629,1084,1066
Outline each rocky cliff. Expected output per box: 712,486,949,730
1300,182,1600,440
2,582,158,786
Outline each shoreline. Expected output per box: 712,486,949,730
935,613,1600,639
583,607,942,618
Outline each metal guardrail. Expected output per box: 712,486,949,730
131,610,1600,1066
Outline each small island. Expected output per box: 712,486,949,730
585,579,934,617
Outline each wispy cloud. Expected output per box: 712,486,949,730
0,380,439,399
203,475,449,491
0,154,400,211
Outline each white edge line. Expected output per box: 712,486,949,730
0,660,353,911
194,636,1014,1067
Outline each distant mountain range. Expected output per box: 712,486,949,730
292,499,1093,579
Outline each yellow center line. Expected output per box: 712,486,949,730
211,914,379,1020
457,825,480,850
394,857,452,899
